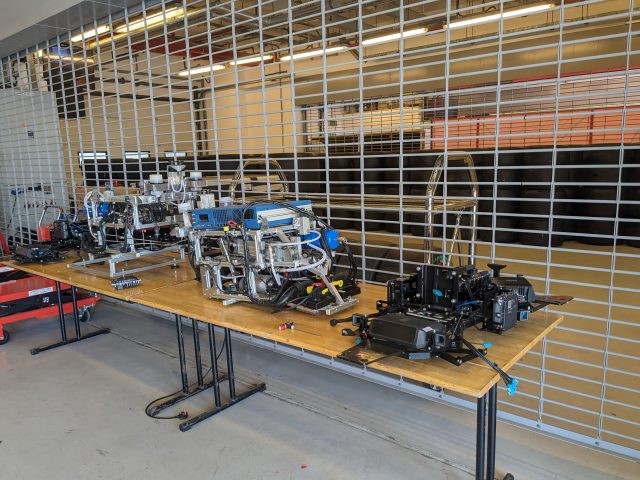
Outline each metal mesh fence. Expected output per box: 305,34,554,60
0,0,639,458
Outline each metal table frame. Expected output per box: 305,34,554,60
30,282,110,355
148,315,266,432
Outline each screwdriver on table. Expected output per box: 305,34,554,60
277,321,319,336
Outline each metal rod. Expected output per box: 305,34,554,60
146,377,227,417
224,328,236,400
486,384,498,480
191,318,204,387
30,328,110,355
207,324,222,407
178,382,266,432
55,281,67,342
175,314,189,394
70,286,82,339
476,394,486,480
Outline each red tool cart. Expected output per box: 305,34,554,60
0,264,100,345
0,212,101,346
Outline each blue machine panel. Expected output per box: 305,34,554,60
193,200,312,230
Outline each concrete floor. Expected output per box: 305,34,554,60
0,301,637,480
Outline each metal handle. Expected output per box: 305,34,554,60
228,159,289,200
38,205,63,228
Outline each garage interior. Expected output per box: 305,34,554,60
0,0,639,479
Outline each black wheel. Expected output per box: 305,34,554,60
80,308,91,323
503,473,514,480
0,329,10,345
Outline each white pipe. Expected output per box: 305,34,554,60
281,242,327,273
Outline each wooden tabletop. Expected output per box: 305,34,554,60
4,258,563,398
2,257,194,302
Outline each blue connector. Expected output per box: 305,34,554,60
433,289,443,297
324,229,340,250
355,337,362,345
302,229,340,250
483,342,492,349
99,202,111,217
507,378,519,396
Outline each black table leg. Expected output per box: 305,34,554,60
176,315,189,394
56,281,68,341
207,324,222,408
224,327,237,400
147,316,221,416
192,318,204,387
486,384,498,480
70,286,82,339
178,327,265,432
30,283,109,355
476,393,487,480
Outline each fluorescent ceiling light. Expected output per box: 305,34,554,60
362,27,428,46
281,46,346,62
447,3,554,29
70,25,110,43
229,54,274,65
115,6,184,33
85,33,128,49
37,50,94,64
178,64,226,77
165,151,187,158
125,151,150,160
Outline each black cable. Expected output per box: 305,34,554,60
144,336,227,420
461,337,513,387
342,240,358,282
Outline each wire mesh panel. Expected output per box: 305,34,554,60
1,0,639,458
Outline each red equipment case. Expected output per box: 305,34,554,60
0,220,100,345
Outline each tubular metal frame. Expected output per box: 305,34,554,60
29,282,110,355
147,314,265,432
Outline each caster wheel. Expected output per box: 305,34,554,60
80,308,91,323
504,474,514,480
0,330,10,345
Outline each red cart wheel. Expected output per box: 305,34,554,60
0,330,10,345
80,308,91,323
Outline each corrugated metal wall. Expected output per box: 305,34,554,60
0,0,638,458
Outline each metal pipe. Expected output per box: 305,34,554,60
224,328,236,400
486,385,498,480
55,281,67,342
191,318,204,387
70,285,82,339
476,394,486,480
175,314,189,394
207,324,222,407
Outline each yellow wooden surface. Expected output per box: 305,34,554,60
136,280,561,397
4,258,562,398
3,257,195,301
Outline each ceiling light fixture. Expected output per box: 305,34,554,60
115,6,185,34
178,64,226,77
280,46,346,62
362,27,428,46
447,3,554,29
37,50,94,64
229,54,274,65
70,25,110,43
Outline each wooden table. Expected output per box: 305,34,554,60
6,256,194,302
4,257,562,480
